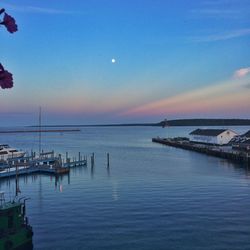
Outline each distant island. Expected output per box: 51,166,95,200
29,118,250,128
158,119,250,127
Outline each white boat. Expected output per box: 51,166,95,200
0,144,25,160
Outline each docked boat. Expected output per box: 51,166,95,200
0,145,25,161
0,192,33,249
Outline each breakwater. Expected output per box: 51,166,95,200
0,129,80,134
152,137,250,165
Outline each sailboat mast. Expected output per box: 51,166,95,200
39,106,42,155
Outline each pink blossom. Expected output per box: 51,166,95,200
1,12,18,33
0,64,14,89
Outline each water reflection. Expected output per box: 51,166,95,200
0,173,72,196
59,184,63,192
219,159,250,177
107,165,110,177
112,181,119,201
54,174,70,191
91,165,94,179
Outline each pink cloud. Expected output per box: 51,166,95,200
122,78,250,118
234,67,250,78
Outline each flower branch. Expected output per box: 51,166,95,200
0,8,18,89
0,8,18,33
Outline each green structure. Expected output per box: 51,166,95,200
0,192,33,250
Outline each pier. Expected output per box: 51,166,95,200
0,151,87,179
152,137,250,165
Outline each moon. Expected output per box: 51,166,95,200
111,58,116,64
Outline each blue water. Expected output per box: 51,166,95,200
1,126,250,250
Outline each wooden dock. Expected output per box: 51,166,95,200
0,151,87,179
152,137,250,165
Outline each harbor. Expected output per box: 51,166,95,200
1,126,250,249
1,0,250,248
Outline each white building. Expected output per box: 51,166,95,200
189,129,238,145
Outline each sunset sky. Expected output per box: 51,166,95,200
0,0,250,125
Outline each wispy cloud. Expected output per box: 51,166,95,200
122,76,250,117
190,9,241,19
25,6,76,15
234,67,250,78
190,28,250,42
190,0,250,19
203,0,247,6
1,3,82,15
188,1,250,43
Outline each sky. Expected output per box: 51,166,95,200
0,0,250,125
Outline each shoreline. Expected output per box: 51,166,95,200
27,119,250,128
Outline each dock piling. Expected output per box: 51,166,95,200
107,153,110,168
91,153,95,168
66,152,68,162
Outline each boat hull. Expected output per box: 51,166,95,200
1,152,25,161
0,226,33,250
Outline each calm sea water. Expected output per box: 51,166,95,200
1,126,250,250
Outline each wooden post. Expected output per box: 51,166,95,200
91,153,95,168
107,153,110,168
66,152,68,162
58,154,62,166
15,164,19,196
79,152,81,162
92,153,95,166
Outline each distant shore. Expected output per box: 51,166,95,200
28,119,250,128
